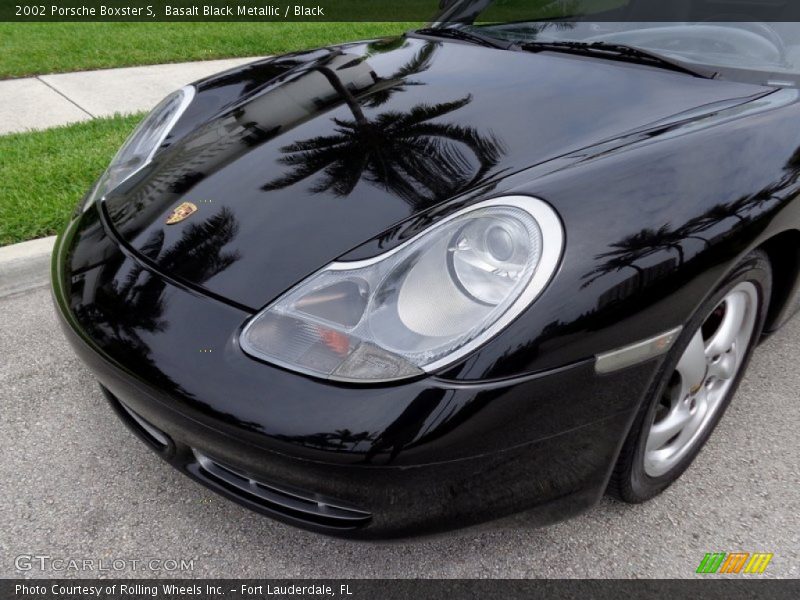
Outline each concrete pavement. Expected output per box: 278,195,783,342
0,57,263,135
0,281,798,578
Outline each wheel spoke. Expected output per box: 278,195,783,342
708,348,737,381
644,282,758,478
670,389,709,449
676,330,706,399
706,292,747,358
647,404,693,451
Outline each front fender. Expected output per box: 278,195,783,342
437,89,800,380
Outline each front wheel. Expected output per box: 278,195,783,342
608,251,771,502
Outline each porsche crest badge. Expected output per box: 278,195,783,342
165,202,198,225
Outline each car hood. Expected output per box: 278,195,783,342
104,37,768,310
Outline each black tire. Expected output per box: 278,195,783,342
608,250,772,503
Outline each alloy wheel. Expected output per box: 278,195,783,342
644,282,759,477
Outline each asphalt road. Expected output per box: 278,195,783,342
1,285,798,579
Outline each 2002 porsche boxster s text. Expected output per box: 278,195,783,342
53,3,800,536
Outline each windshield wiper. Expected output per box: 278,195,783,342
411,27,518,50
519,41,718,79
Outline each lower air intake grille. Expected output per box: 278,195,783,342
192,450,371,530
102,387,171,451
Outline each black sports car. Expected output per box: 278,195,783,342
53,5,800,537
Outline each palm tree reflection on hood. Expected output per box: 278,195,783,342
72,209,241,395
360,41,436,108
262,66,504,207
79,208,240,332
150,208,241,283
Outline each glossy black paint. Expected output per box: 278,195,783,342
52,203,655,535
53,35,800,535
104,38,769,312
54,203,651,466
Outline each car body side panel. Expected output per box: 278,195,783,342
435,90,800,379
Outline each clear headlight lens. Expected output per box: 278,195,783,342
240,196,564,382
81,86,195,211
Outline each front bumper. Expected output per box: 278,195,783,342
51,206,659,537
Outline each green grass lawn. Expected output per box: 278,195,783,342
0,114,144,246
0,22,419,245
0,22,415,78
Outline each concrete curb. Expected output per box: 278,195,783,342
0,236,55,298
0,56,265,135
0,57,268,294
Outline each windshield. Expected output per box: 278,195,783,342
433,2,800,85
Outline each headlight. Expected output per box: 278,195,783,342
240,196,564,382
80,86,195,211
